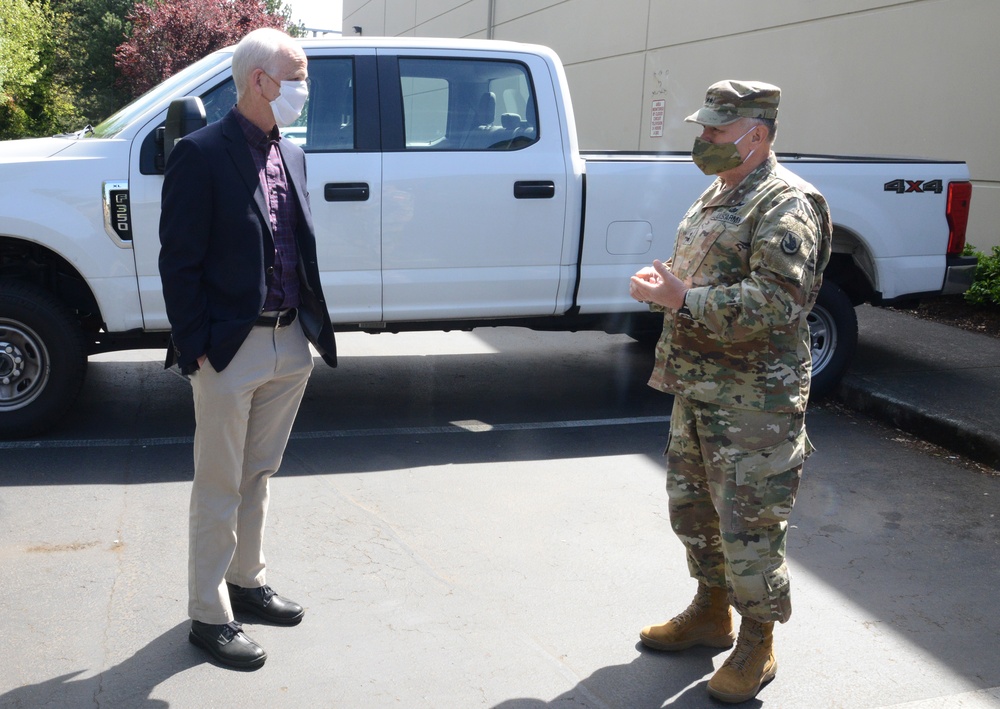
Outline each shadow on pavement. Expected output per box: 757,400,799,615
492,647,744,708
0,622,199,708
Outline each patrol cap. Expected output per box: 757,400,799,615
685,80,780,126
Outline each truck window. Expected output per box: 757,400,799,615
397,58,538,151
197,57,356,152
201,81,238,125
301,58,356,152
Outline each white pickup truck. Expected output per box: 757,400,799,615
0,37,975,438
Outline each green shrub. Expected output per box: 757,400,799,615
964,245,1000,307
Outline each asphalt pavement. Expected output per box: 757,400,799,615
837,305,1000,468
1,310,998,708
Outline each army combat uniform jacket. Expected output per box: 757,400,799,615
649,154,833,413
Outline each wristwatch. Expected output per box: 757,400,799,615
678,289,693,318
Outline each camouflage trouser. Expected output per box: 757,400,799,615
665,395,813,624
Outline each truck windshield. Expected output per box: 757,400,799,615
91,51,233,138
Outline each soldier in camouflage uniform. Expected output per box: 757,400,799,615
629,80,832,704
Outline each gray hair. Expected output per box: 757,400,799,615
750,116,778,142
232,28,294,101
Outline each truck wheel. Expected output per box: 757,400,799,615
807,280,857,398
0,282,87,439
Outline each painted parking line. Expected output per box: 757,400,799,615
0,416,670,451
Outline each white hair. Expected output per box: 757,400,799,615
232,28,295,101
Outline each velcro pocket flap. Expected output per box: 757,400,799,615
735,434,809,486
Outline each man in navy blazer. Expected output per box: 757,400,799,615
159,27,335,670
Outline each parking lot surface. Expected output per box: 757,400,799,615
2,329,998,708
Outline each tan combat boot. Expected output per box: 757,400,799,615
707,617,777,703
639,584,735,651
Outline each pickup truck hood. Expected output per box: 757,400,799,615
0,137,77,162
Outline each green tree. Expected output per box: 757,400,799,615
1,0,302,138
0,0,49,137
49,0,137,125
0,0,83,139
265,0,303,37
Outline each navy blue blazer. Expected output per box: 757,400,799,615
159,109,336,373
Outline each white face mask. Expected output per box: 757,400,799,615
269,79,308,128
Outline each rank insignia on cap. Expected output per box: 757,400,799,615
781,232,800,255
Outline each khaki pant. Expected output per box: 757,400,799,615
665,396,811,624
187,321,314,624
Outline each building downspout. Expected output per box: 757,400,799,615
487,0,496,39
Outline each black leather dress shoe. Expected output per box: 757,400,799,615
227,582,305,625
189,620,266,670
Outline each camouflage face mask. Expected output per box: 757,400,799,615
691,125,756,175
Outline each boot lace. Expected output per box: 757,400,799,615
722,621,762,671
669,591,711,626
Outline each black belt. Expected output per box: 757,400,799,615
255,308,297,329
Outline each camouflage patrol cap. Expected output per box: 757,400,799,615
685,80,780,126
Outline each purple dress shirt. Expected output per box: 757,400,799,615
234,107,301,312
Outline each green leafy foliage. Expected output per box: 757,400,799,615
49,0,137,125
0,0,83,138
1,0,300,138
965,245,1000,307
0,0,46,100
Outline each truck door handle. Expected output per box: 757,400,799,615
513,181,555,199
325,182,370,202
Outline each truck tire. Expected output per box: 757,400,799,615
808,279,857,398
0,282,87,439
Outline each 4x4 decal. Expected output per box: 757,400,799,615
884,179,943,194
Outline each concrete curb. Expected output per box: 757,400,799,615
836,375,1000,469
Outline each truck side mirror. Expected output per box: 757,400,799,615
163,96,207,166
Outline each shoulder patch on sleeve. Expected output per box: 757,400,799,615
781,232,801,255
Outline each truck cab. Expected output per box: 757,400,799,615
126,39,582,332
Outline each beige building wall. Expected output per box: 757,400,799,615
345,0,1000,250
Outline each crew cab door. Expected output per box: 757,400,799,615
128,49,382,329
300,49,382,324
378,50,571,321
